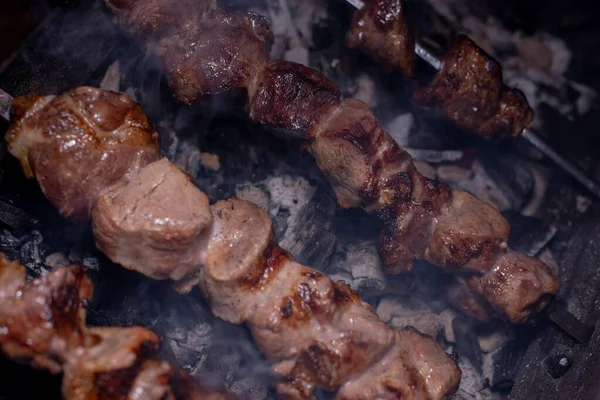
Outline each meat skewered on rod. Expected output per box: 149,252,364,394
102,0,559,326
344,0,600,199
4,87,462,400
0,254,238,400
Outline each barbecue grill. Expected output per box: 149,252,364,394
1,0,600,399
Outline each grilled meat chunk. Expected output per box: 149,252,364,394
105,0,216,43
5,87,160,220
0,255,237,400
413,35,533,139
249,61,342,137
160,10,273,104
424,191,510,271
108,0,272,104
91,158,461,399
92,158,213,286
0,258,91,374
346,0,416,77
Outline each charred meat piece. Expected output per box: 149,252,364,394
160,10,273,104
478,87,533,139
108,0,273,104
0,255,91,374
0,255,238,400
5,87,160,220
346,0,416,77
413,35,533,139
248,60,342,137
424,191,510,272
105,0,216,44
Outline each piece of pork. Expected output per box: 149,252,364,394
5,87,160,220
346,0,416,78
92,158,213,287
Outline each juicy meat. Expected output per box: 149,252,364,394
0,261,92,374
108,0,272,104
413,35,533,139
346,0,416,78
424,191,510,271
5,87,160,220
479,87,533,138
160,10,273,104
248,60,342,137
105,0,216,43
92,158,213,286
0,255,237,400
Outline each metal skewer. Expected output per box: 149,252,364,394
346,0,600,200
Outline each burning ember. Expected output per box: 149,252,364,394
1,0,599,400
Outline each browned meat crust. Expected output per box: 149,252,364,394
346,0,416,77
414,35,533,139
5,87,160,220
0,254,237,400
6,91,462,399
104,1,556,324
248,61,342,136
107,0,272,104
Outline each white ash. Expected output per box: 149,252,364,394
450,358,495,400
404,148,464,163
439,309,459,343
329,241,387,294
284,46,310,66
44,252,70,269
376,296,441,338
385,113,415,146
414,160,437,180
436,165,474,183
521,163,551,217
478,330,510,354
576,195,592,214
263,175,316,250
99,60,120,92
448,161,512,211
174,142,203,176
235,184,271,212
353,73,378,109
230,378,268,400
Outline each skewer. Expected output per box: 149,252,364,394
345,0,600,200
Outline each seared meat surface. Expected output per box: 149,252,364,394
7,89,462,399
5,87,159,220
0,255,237,400
107,0,272,104
414,35,533,139
105,0,557,324
93,159,461,399
346,0,416,77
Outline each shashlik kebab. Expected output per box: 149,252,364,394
5,86,461,400
344,0,600,198
103,0,558,325
0,253,238,400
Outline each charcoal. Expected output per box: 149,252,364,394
376,296,441,337
328,241,386,294
546,354,573,379
453,317,483,373
478,148,534,211
490,328,532,392
503,211,557,256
